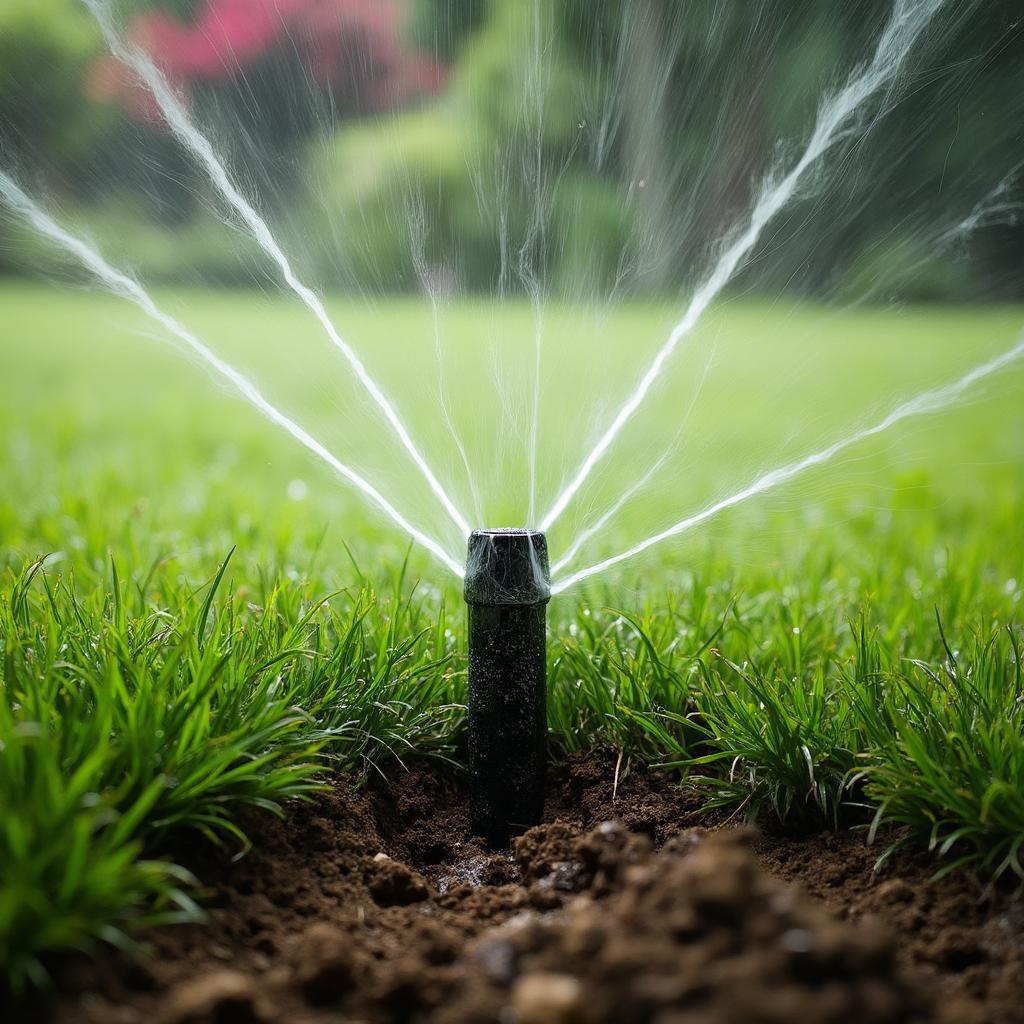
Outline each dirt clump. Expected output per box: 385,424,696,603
436,826,922,1023
156,970,269,1024
367,852,432,906
755,827,1024,1024
288,922,359,1005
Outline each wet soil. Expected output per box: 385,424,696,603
41,751,1024,1023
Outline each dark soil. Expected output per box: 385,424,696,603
40,751,1024,1024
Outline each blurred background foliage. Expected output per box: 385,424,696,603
0,0,1021,299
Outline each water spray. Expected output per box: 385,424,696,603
84,0,472,540
464,529,550,845
0,170,465,580
538,0,948,534
552,329,1024,593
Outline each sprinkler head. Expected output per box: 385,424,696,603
464,529,550,845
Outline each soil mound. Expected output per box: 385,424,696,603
443,824,921,1023
40,753,1023,1024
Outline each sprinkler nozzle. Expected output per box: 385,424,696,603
464,529,550,845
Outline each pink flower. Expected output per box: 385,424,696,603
88,0,446,125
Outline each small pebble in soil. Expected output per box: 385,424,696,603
509,972,586,1024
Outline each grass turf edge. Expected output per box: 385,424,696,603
1,548,1023,990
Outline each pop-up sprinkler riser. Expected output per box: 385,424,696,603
464,529,550,845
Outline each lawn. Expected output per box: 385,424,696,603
1,280,1023,987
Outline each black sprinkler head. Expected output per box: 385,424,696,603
464,529,550,845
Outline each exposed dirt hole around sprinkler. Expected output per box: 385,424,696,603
44,751,1024,1024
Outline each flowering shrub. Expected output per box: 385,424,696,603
88,0,445,124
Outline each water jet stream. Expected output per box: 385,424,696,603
523,0,547,528
550,451,670,578
408,196,484,527
552,330,1024,594
0,170,464,579
83,0,471,539
539,0,947,534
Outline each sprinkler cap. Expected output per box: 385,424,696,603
464,529,551,607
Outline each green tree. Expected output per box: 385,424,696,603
0,0,106,180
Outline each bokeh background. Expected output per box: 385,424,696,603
2,0,1022,300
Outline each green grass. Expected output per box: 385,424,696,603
0,550,458,988
1,280,1023,985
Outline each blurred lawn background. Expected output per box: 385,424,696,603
3,281,1021,609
